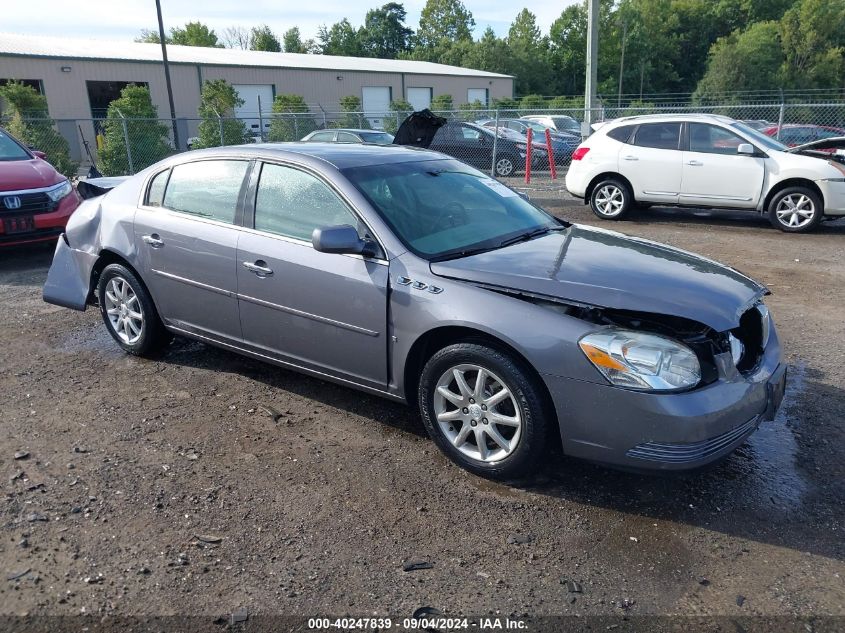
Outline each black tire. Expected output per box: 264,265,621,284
97,263,171,356
768,186,823,233
589,177,633,220
418,342,551,480
494,155,517,177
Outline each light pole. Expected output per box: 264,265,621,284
155,0,180,149
584,0,599,136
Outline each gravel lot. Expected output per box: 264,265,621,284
1,199,844,629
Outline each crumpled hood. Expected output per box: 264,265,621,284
0,158,63,191
784,136,845,153
430,225,767,332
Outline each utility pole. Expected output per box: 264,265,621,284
155,0,180,149
617,20,628,108
584,0,599,136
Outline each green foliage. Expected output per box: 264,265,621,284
282,27,309,53
430,94,454,112
507,9,551,95
519,94,548,111
0,81,77,177
492,97,519,110
268,94,316,141
99,85,171,176
694,21,783,101
171,22,223,47
136,21,223,47
318,19,365,56
250,25,282,52
416,0,475,50
337,95,369,128
384,99,413,134
360,3,413,58
457,100,487,121
194,80,250,148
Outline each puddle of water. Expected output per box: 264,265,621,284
55,323,124,358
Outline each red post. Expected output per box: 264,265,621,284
545,129,557,180
524,128,533,184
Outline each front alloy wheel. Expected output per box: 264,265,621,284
418,342,550,480
434,364,522,463
769,187,822,233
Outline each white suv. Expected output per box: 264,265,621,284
565,113,845,232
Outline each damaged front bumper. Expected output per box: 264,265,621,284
42,235,97,311
543,328,785,471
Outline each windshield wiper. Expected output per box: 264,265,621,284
429,244,502,262
497,225,566,248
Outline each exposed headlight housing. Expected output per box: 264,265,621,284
579,328,701,391
46,180,73,202
756,303,770,349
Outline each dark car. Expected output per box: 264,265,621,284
425,122,544,177
301,129,394,145
761,124,845,149
43,143,785,479
483,119,581,164
0,127,81,246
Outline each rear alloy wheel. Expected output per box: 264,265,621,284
768,187,822,233
418,343,549,480
494,156,515,177
97,263,171,356
590,178,632,220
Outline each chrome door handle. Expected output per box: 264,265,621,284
142,234,164,248
242,260,273,276
687,160,703,166
622,155,638,161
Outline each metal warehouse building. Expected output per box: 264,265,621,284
0,32,513,154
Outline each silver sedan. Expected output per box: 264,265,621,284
44,143,786,479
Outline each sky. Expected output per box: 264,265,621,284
2,0,582,43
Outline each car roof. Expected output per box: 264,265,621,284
327,128,392,134
181,142,447,170
606,113,737,126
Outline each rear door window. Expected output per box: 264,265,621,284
162,160,249,224
633,123,681,150
336,132,360,143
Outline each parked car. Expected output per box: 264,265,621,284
414,122,546,177
565,113,845,232
761,124,845,150
739,119,773,131
521,114,582,136
0,127,81,246
301,129,394,145
483,119,581,164
44,143,785,479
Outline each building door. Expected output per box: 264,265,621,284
234,85,274,141
362,87,391,129
407,87,432,112
467,88,489,106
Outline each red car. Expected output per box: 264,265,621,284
761,124,845,152
0,127,81,246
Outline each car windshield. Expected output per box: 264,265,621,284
730,122,788,152
0,129,31,161
343,159,561,260
522,120,551,133
551,117,581,132
359,131,394,144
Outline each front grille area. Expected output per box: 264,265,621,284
734,306,765,373
626,416,758,463
1,191,57,215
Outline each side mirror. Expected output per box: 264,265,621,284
737,143,755,155
312,224,377,258
32,150,47,160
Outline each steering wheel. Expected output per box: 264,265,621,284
428,201,468,232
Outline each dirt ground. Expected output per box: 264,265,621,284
1,200,844,630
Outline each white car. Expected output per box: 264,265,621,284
565,113,845,233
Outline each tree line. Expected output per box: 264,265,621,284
135,0,845,102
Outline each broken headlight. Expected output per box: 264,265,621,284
579,328,701,391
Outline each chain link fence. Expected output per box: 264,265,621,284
5,102,844,186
